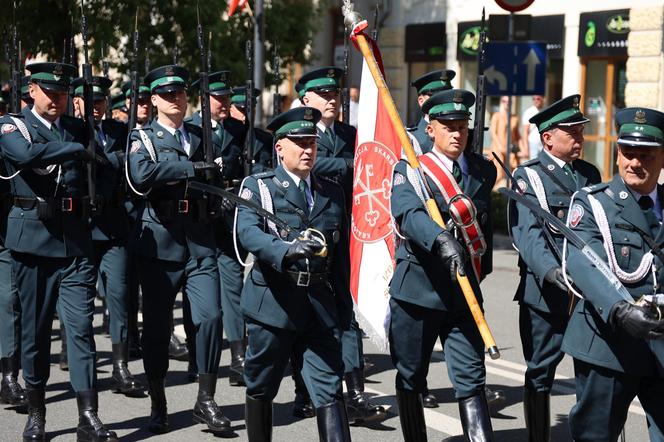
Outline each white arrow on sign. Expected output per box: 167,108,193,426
522,48,541,91
485,65,507,91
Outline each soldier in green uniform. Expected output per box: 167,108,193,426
562,107,664,442
407,70,455,156
109,94,128,124
296,66,386,424
128,65,229,434
71,75,143,397
236,106,352,441
390,89,496,441
187,70,247,385
230,85,274,173
0,62,117,441
511,95,601,441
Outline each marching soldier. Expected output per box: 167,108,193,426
407,70,455,155
0,62,117,441
71,75,144,397
128,65,229,434
511,95,601,441
390,89,496,441
297,66,386,424
236,106,352,441
109,94,129,123
20,75,33,110
122,81,152,129
230,85,274,173
188,70,247,386
562,108,664,441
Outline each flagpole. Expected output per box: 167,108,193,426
342,1,500,359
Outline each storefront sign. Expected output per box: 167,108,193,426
457,21,483,61
578,9,629,57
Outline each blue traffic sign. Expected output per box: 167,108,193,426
484,41,547,96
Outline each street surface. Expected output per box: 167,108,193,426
0,237,651,441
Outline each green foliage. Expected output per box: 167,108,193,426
0,0,326,88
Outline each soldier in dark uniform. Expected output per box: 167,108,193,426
121,81,152,129
128,65,229,434
20,75,33,110
511,94,601,441
406,70,455,156
562,107,664,442
71,75,143,397
187,70,247,386
236,106,352,441
390,89,496,441
297,66,386,424
0,62,117,441
230,85,274,173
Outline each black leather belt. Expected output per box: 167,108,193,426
13,195,90,220
286,270,329,287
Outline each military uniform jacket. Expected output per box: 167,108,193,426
313,121,356,198
390,152,496,311
512,152,601,314
563,176,664,376
236,166,353,331
128,120,222,263
247,126,274,174
90,119,130,242
407,117,433,155
0,108,92,257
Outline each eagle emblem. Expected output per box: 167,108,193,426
634,110,647,124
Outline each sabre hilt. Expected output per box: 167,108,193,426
299,228,328,258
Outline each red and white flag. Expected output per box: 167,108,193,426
227,0,248,17
349,32,401,349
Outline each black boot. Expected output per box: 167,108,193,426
146,378,169,434
396,389,427,442
246,394,272,442
524,386,550,442
486,386,506,416
75,390,118,442
316,400,351,442
22,389,46,441
168,333,189,361
110,343,143,397
229,340,246,386
59,326,68,371
292,371,315,419
192,373,231,432
344,369,386,424
458,392,494,442
422,387,438,409
1,355,27,406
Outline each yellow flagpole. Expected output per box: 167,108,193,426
343,3,500,359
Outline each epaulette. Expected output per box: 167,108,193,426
581,182,609,194
316,174,343,188
519,157,540,167
6,112,24,119
406,125,416,131
130,126,152,133
252,170,275,179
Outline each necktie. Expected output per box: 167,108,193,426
452,160,464,191
638,195,660,236
50,124,62,141
95,125,106,147
325,128,335,146
298,180,312,212
563,163,577,185
175,129,183,147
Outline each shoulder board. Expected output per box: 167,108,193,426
519,158,540,167
406,125,416,131
315,174,342,187
130,126,152,133
252,170,275,179
6,112,24,119
581,182,609,194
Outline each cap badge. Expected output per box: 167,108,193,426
634,110,647,124
572,96,580,108
303,108,313,120
619,191,628,200
164,66,175,76
453,91,463,103
327,69,335,78
441,73,449,81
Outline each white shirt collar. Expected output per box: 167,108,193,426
156,120,187,138
628,185,659,210
31,107,60,131
317,120,335,135
431,149,467,175
543,149,568,169
283,168,311,189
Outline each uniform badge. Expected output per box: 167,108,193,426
569,203,584,228
1,124,16,134
547,164,555,171
327,69,335,78
240,188,253,200
130,140,142,153
157,131,164,138
393,172,406,186
164,66,175,76
303,108,313,120
282,180,290,188
557,209,565,219
621,246,630,257
572,96,580,108
634,110,647,124
279,228,288,239
619,191,628,200
52,64,63,81
517,178,528,193
453,90,463,103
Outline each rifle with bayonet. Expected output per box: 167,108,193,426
472,8,487,155
127,10,140,132
271,43,281,118
371,3,380,41
101,43,112,120
196,3,216,184
9,1,21,114
342,30,350,125
66,16,75,117
80,1,98,213
244,40,255,177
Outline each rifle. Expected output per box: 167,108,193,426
472,8,487,155
371,3,380,41
196,3,216,183
244,40,255,177
9,1,21,114
66,16,75,116
127,10,140,132
271,43,281,118
80,0,98,213
101,43,112,120
342,29,350,125
144,47,150,75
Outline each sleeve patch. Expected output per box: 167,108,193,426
1,124,16,134
569,203,584,228
517,178,528,193
393,172,406,186
240,188,253,200
130,140,142,153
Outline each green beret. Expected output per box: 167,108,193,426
411,70,456,95
421,89,475,121
615,107,664,148
267,107,321,140
529,94,589,133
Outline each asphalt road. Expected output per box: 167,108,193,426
0,239,652,441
